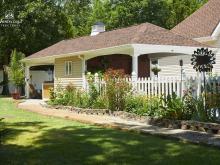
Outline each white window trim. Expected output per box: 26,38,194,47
65,61,72,76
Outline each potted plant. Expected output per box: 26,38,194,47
7,49,25,100
151,66,161,76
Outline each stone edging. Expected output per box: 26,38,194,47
43,104,220,135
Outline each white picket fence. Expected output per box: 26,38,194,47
86,75,193,97
85,73,220,98
135,77,184,97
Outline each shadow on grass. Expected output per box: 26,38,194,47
1,121,46,144
1,121,220,165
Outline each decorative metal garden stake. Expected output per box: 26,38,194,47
191,48,216,114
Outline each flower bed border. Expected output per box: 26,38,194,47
44,104,220,135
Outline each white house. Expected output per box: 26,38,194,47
22,1,219,98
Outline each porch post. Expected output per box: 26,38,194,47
82,58,86,89
25,65,30,98
131,50,139,90
132,55,138,77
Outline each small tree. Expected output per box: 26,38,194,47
8,49,25,94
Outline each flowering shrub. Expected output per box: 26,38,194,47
50,84,90,108
104,69,131,111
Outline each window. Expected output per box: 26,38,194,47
65,61,72,75
151,59,158,65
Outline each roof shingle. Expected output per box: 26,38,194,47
27,23,206,59
172,0,220,38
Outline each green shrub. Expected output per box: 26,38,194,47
50,70,215,122
125,95,162,117
183,92,208,122
92,95,108,109
7,49,25,93
125,95,148,115
145,96,162,117
88,83,99,107
160,93,186,120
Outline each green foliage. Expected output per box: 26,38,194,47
50,83,107,109
7,49,25,89
125,95,161,116
125,92,209,121
88,81,100,107
160,93,187,120
51,70,216,122
183,92,208,122
51,69,132,111
92,95,108,109
125,95,148,115
49,87,55,102
51,84,89,108
166,0,208,28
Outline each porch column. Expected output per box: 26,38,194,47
132,53,138,78
131,50,139,91
25,65,30,98
82,58,86,89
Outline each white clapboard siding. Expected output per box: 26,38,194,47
200,36,220,75
158,54,197,77
212,50,220,75
54,56,83,89
55,78,83,88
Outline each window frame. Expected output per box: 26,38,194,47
65,61,72,76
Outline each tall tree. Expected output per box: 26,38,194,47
99,0,170,30
63,0,91,36
166,0,208,29
0,0,75,94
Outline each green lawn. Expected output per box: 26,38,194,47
1,98,220,165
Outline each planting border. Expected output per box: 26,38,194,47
44,104,220,135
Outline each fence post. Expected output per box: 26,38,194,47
131,71,137,91
197,72,201,98
94,73,99,90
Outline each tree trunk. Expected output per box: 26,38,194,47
1,55,9,96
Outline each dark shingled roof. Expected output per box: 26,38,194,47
172,0,220,38
27,23,206,59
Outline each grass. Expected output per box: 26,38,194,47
1,98,220,165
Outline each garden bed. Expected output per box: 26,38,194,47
44,104,220,135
